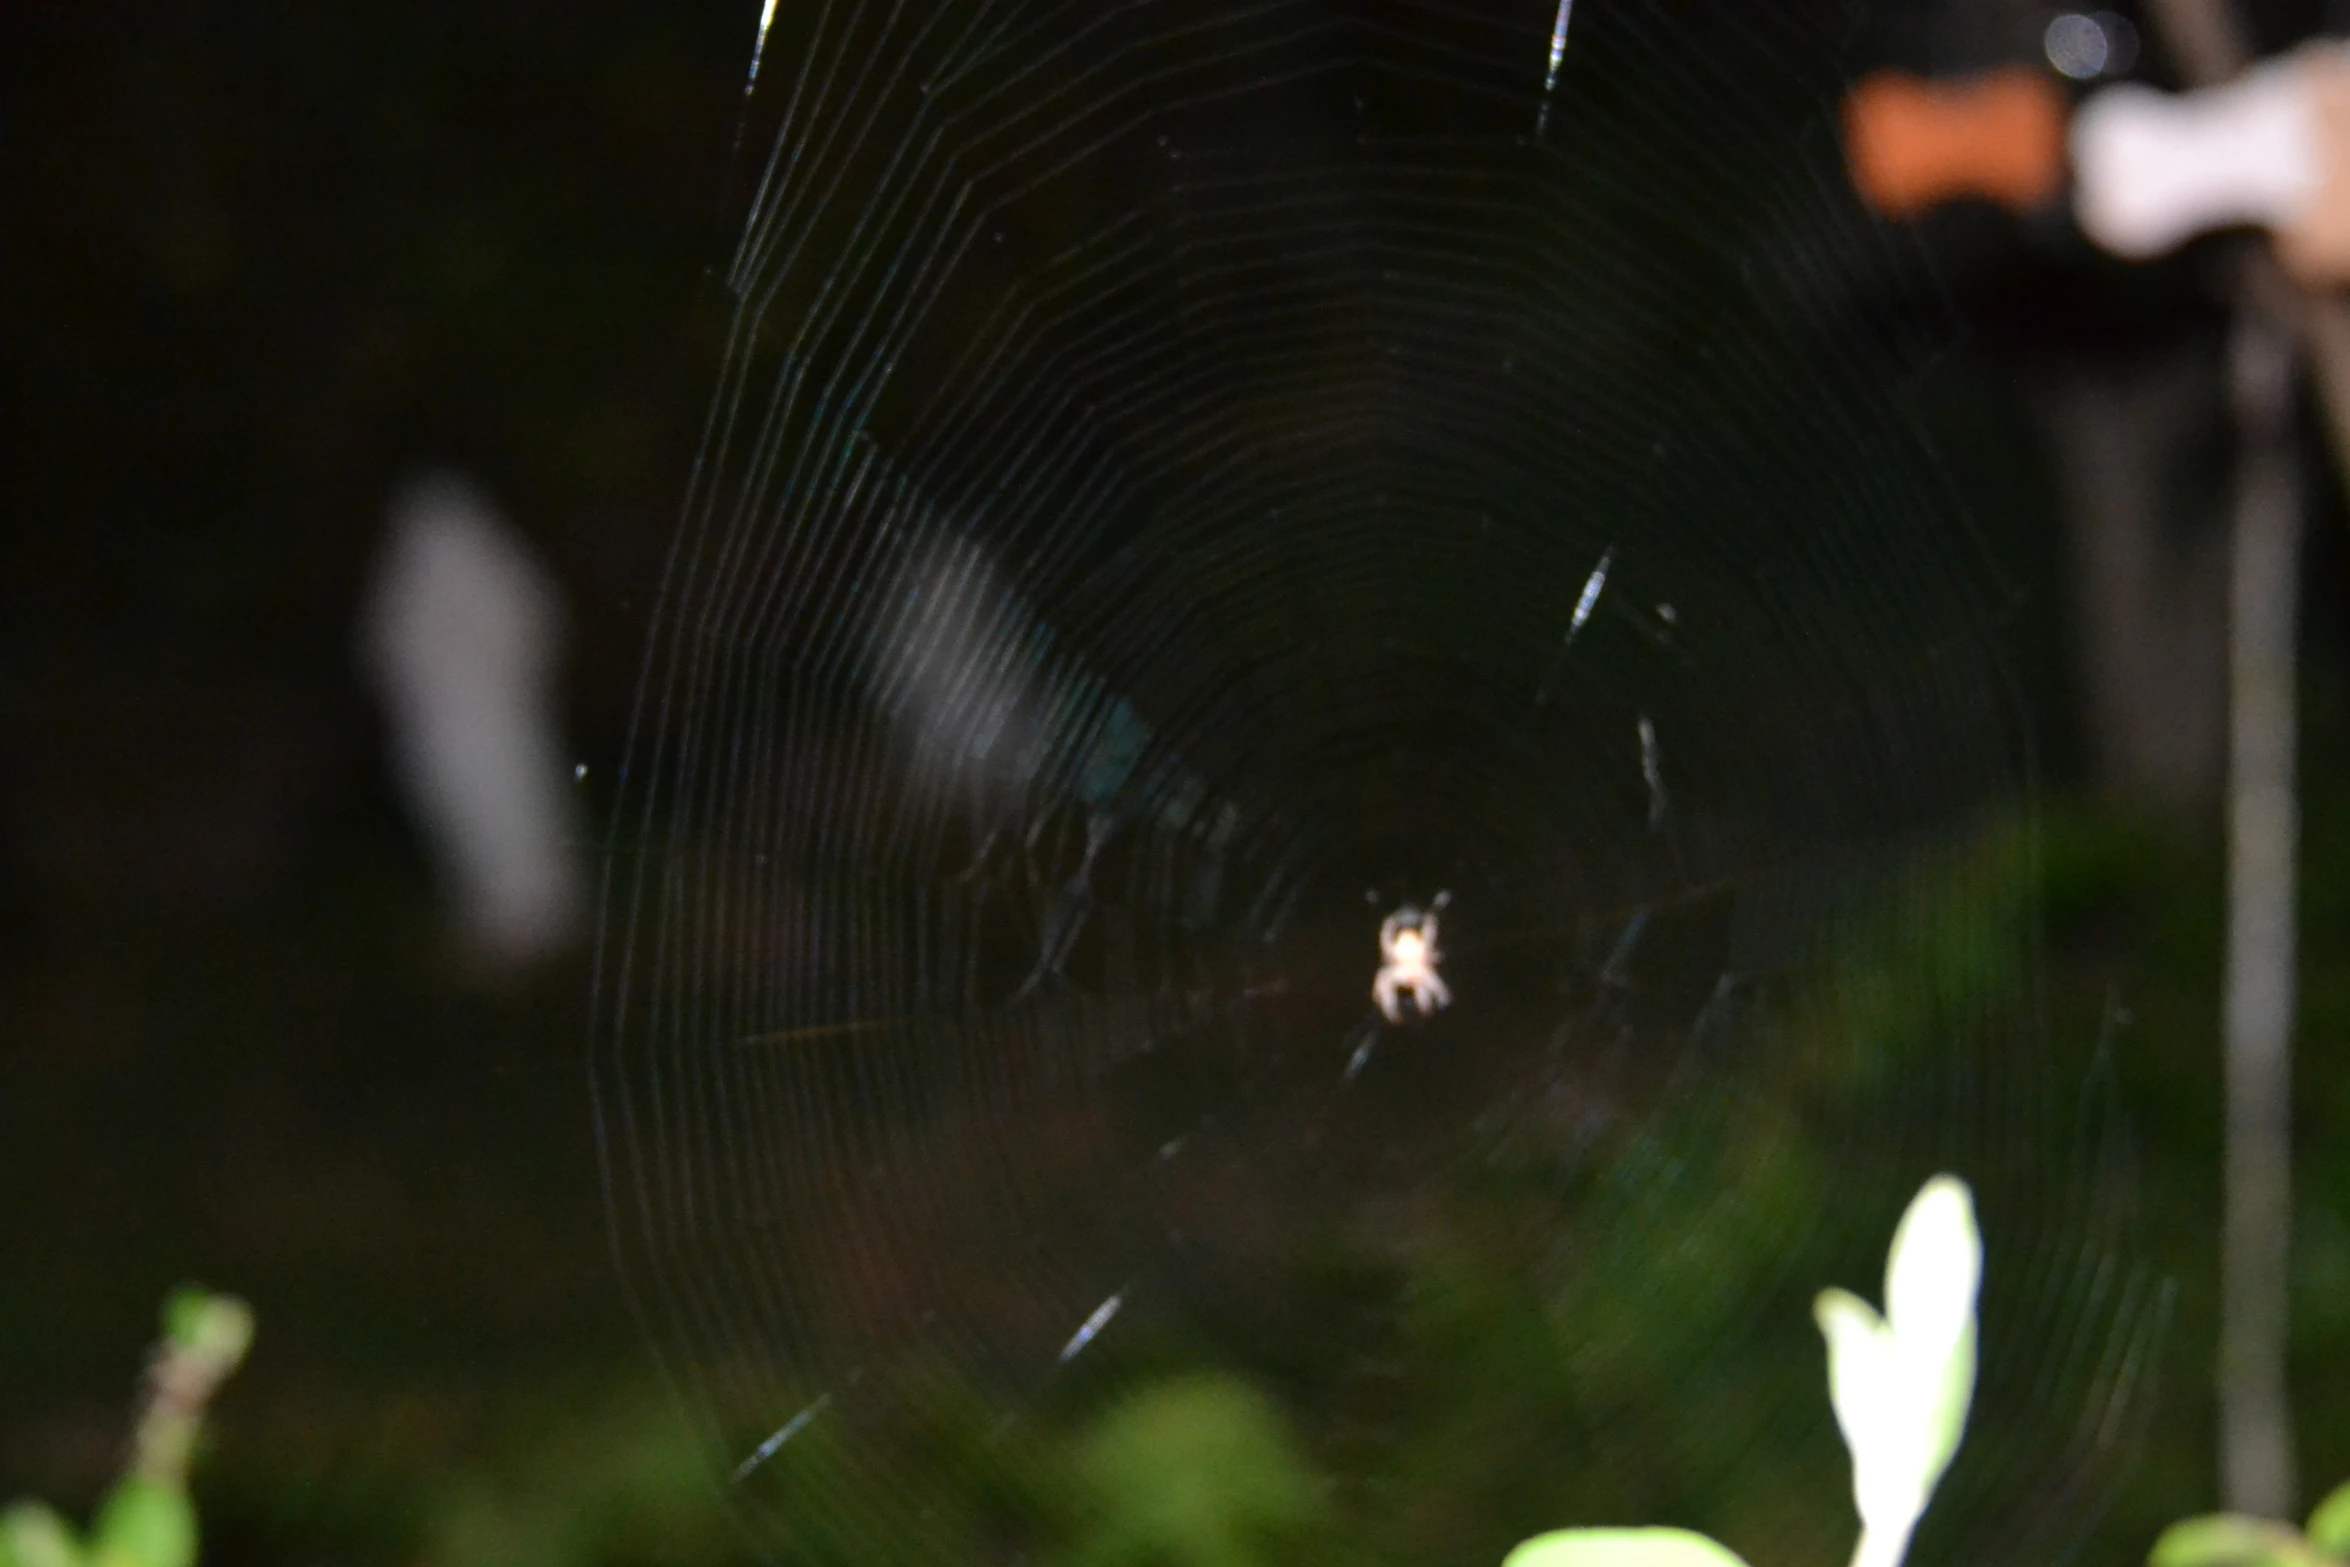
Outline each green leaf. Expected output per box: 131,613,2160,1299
159,1287,253,1371
0,1502,84,1567
1503,1527,1752,1567
2149,1515,2323,1567
2306,1481,2350,1556
89,1481,194,1567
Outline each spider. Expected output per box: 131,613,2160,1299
1373,893,1451,1024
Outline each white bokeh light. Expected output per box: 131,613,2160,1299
2045,12,2138,80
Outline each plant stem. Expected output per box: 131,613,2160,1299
1848,1520,1915,1567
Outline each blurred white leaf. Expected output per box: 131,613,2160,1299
358,473,580,969
1814,1174,1979,1567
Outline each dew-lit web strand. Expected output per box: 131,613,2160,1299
1648,295,1983,832
732,11,1522,593
730,1,984,302
686,3,1710,1151
735,0,1206,494
892,119,1597,533
611,0,1095,1475
713,17,1000,653
1534,545,1615,703
1535,0,1572,136
744,0,779,94
611,0,2133,1541
711,10,886,583
1504,141,1848,704
883,317,1654,911
714,125,1344,967
615,146,893,1289
1597,85,2096,1484
1983,1261,2171,1556
916,375,1560,728
903,168,1657,646
789,42,1795,1141
732,1391,830,1484
709,514,1250,1400
591,100,830,1321
1992,1094,2164,1453
662,420,991,1400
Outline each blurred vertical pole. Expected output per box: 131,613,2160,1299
2143,0,2250,80
2220,313,2300,1522
2140,0,2307,1518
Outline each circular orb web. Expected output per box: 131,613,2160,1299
593,4,2166,1563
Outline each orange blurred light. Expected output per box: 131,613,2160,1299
1843,66,2070,220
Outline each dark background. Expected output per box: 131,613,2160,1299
0,3,748,1552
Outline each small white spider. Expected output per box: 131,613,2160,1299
1373,894,1451,1024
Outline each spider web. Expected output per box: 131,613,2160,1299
591,3,2168,1562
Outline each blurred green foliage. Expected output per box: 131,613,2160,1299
22,777,2350,1567
414,1380,736,1567
2149,1476,2350,1567
1068,1374,1334,1567
1508,1176,1982,1567
2,1288,248,1567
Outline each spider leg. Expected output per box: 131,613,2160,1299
1373,970,1402,1024
1423,970,1452,1012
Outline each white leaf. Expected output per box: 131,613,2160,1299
1816,1175,1982,1567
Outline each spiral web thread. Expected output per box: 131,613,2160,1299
592,3,2170,1561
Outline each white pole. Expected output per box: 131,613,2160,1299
2219,313,2301,1520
